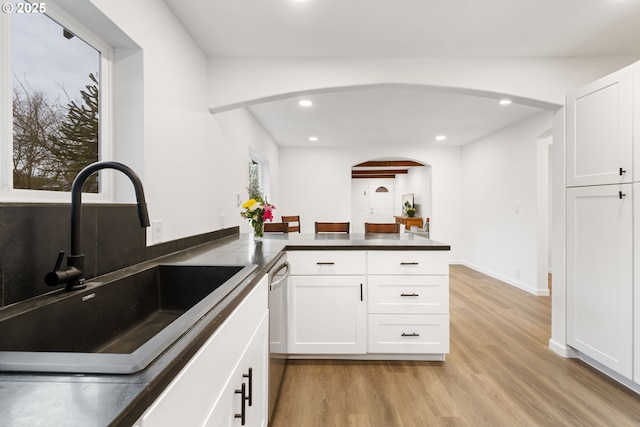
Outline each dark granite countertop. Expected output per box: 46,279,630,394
0,232,449,427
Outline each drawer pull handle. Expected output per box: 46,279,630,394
400,262,419,265
401,332,420,337
401,293,419,297
235,382,247,425
316,262,335,265
242,367,253,406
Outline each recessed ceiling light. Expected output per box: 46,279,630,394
308,136,318,142
299,100,313,107
435,135,447,141
499,99,512,105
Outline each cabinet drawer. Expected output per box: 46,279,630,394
287,251,366,275
368,251,449,275
368,314,449,354
368,275,448,314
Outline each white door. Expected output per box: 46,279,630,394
368,183,394,223
566,184,633,379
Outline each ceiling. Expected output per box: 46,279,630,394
165,0,640,148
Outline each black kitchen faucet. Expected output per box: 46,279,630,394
45,161,150,291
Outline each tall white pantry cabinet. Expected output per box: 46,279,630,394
565,61,640,383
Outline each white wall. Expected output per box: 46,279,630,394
396,166,432,221
213,108,281,234
206,57,639,112
66,0,274,244
279,145,463,261
461,112,553,295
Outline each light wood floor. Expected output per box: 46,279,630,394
271,265,640,427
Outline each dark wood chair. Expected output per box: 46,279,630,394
364,222,400,233
264,222,289,233
282,215,301,233
315,222,350,233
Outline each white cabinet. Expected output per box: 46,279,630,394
566,64,633,187
367,251,449,355
634,183,640,383
137,276,268,427
566,185,633,379
287,251,366,354
204,311,268,427
286,250,450,358
565,62,640,383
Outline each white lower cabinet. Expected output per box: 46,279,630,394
286,250,449,358
136,276,268,427
288,275,367,354
287,251,367,354
367,251,449,356
567,185,633,379
204,311,268,427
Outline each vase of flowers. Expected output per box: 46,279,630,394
241,198,274,241
242,165,275,241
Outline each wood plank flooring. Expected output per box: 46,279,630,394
271,265,640,427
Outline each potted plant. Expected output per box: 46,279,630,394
406,207,416,217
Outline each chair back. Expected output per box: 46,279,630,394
315,222,350,233
282,215,301,233
264,222,289,233
364,222,400,233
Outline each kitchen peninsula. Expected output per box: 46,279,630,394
0,230,450,427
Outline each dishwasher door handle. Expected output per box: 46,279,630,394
269,261,290,290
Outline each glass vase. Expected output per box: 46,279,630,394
253,221,264,241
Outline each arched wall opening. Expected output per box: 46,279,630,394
350,157,431,234
209,82,559,114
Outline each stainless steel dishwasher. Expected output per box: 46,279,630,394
268,254,290,423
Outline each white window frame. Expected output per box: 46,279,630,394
0,0,114,203
249,147,270,201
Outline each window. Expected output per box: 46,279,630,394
248,158,262,198
248,148,271,202
1,0,112,199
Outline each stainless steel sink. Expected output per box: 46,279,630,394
0,263,256,374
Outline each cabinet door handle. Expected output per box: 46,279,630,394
360,283,363,302
400,262,419,265
620,191,626,199
235,382,247,425
620,167,627,176
401,332,420,337
400,293,419,297
242,368,253,406
316,262,335,265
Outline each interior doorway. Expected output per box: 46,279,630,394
351,180,395,233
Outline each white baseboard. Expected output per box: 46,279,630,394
548,339,577,358
454,261,550,296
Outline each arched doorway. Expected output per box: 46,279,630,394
350,158,431,233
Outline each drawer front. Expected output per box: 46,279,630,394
368,314,449,354
368,275,448,314
287,251,366,275
367,251,449,275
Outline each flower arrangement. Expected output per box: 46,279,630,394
241,198,275,239
241,167,275,239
